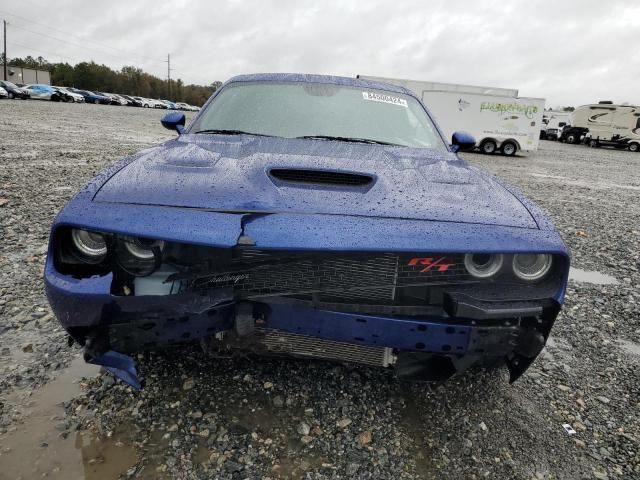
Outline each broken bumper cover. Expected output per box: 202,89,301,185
45,206,568,387
45,261,559,385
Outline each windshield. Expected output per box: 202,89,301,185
2,81,17,88
190,81,446,149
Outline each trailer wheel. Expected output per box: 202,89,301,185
629,142,640,152
501,141,517,156
480,140,497,154
589,139,599,148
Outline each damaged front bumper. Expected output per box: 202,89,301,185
45,207,568,388
46,262,559,388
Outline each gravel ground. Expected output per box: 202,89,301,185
0,100,638,480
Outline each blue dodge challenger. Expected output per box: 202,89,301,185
45,74,569,388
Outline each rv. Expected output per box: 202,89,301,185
357,75,545,156
541,111,571,140
564,102,640,151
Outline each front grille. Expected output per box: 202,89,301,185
189,250,472,304
269,168,373,186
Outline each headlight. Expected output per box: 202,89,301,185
464,253,503,278
71,229,107,259
512,254,552,281
122,237,165,260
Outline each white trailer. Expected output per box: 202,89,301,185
358,75,545,156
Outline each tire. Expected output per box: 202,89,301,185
566,133,577,144
480,140,497,154
629,142,640,152
501,141,517,156
8,92,14,99
589,139,599,148
94,99,100,104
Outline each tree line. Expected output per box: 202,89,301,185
2,54,220,106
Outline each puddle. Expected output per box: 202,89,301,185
1,345,31,365
618,339,640,357
569,268,619,285
0,356,139,479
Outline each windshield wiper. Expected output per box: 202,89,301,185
194,129,273,137
296,135,401,146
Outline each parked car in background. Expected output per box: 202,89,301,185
132,97,152,108
70,89,112,105
152,99,168,109
160,99,178,109
0,80,30,99
25,84,64,101
108,93,129,106
0,86,8,98
51,87,76,103
132,96,152,108
55,87,85,103
45,73,570,389
119,94,141,107
93,92,119,106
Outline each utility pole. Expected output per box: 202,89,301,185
166,53,171,100
3,20,7,81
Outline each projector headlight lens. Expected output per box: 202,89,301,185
71,229,107,259
512,254,552,281
123,237,165,260
464,253,504,279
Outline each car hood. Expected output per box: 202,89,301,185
93,135,537,229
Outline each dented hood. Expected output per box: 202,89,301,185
93,135,537,229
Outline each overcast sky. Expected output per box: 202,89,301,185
2,0,639,107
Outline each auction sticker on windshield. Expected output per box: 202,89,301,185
362,91,408,107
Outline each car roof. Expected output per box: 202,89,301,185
225,73,414,97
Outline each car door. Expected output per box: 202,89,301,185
28,86,42,99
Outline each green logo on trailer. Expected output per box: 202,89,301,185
480,102,538,119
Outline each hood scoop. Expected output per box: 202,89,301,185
269,168,374,187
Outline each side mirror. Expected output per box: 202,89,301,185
451,131,475,152
161,112,185,134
